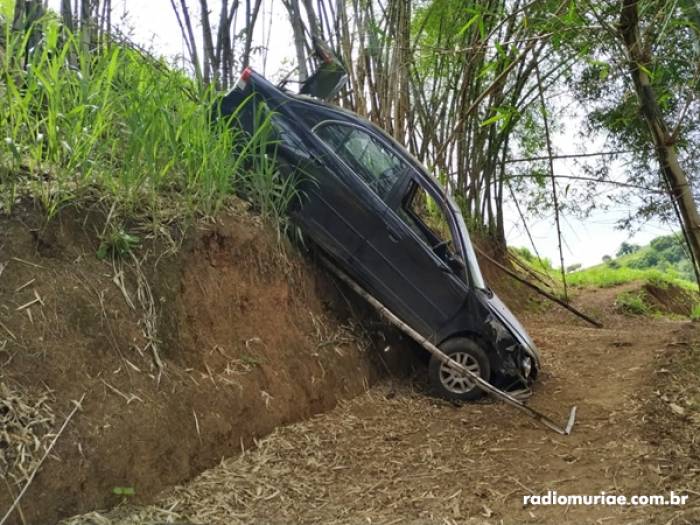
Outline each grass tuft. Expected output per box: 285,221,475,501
692,304,700,322
615,291,650,315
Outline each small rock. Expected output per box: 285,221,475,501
669,403,685,416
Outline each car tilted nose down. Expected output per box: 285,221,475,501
218,39,550,410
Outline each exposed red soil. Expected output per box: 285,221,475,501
0,202,380,524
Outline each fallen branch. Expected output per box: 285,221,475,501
321,257,577,435
0,394,86,525
475,247,603,328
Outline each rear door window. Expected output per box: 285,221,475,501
315,122,407,200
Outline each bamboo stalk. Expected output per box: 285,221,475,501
321,257,576,435
474,247,603,328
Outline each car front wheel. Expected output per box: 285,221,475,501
429,338,491,401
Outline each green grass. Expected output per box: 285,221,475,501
0,15,297,238
692,303,700,321
615,291,650,315
566,266,696,291
511,246,697,294
0,0,11,20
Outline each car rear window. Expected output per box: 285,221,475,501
315,123,407,200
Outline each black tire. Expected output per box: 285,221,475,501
428,338,491,401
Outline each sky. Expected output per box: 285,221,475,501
44,0,677,269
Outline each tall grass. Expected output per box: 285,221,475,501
565,266,697,291
0,15,296,233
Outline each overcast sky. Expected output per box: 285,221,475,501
45,0,676,268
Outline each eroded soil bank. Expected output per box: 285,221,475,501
0,202,381,524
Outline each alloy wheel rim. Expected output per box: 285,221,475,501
439,352,481,394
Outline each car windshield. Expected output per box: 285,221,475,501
448,195,486,290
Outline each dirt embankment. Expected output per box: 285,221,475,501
64,284,700,525
0,202,381,524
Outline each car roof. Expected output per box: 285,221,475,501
245,70,448,201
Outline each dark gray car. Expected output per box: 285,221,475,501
220,67,540,401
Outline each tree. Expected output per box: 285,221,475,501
169,0,263,87
569,0,700,289
618,0,700,288
617,242,641,257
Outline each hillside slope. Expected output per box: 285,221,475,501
0,202,381,524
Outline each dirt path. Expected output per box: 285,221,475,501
64,285,699,524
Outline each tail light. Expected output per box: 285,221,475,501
236,67,253,90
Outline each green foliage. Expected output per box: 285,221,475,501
0,0,12,20
568,1,700,228
513,234,696,290
510,246,553,272
112,487,135,497
691,303,700,321
566,265,694,290
96,228,140,260
621,234,692,280
0,17,297,236
616,242,641,257
544,234,697,290
616,291,650,315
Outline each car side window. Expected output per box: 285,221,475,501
315,123,407,200
399,182,456,256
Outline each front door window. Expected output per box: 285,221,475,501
399,182,458,264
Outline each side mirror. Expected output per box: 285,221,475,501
299,38,348,101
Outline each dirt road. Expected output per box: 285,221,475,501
65,285,700,524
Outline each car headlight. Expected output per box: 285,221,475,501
521,355,532,378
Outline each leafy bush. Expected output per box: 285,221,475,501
616,242,640,257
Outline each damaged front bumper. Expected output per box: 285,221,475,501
483,297,541,386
